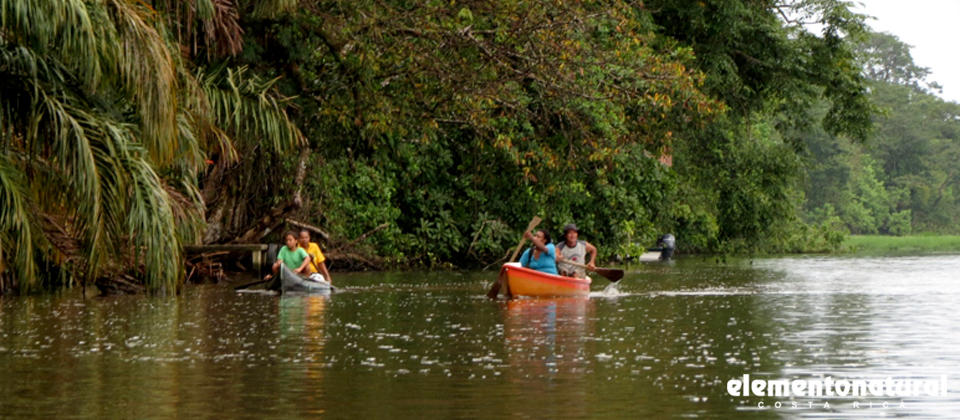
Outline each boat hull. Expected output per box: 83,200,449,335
268,265,334,294
500,262,590,298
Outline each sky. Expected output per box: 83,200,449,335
855,0,960,103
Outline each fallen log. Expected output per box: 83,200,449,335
285,219,332,242
335,223,389,252
94,274,146,295
230,199,300,244
324,251,384,271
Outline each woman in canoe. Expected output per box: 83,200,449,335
519,229,559,275
264,231,312,280
298,229,333,284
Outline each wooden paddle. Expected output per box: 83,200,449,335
487,216,542,299
234,278,271,290
560,260,624,282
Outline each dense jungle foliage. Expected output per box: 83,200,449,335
233,0,877,263
2,0,954,293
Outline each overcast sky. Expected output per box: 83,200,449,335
855,0,960,103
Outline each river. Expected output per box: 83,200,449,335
1,254,959,419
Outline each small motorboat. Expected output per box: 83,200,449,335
499,262,591,298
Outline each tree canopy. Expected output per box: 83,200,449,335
1,0,891,293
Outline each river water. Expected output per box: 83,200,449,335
2,254,959,419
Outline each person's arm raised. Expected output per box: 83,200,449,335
523,231,549,253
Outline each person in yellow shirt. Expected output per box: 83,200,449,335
298,230,333,284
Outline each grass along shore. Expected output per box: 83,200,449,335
843,235,960,253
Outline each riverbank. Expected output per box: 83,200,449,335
843,235,960,253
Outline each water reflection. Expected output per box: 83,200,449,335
741,255,960,417
2,256,960,419
503,297,594,374
499,298,594,419
279,294,328,343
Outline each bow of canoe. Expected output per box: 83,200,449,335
499,262,591,298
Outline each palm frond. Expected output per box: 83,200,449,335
151,0,243,59
2,1,303,294
250,0,297,19
1,0,103,86
36,98,194,292
206,0,243,57
3,39,195,292
34,88,103,241
102,0,179,165
177,63,240,163
121,144,186,293
0,154,38,291
199,65,305,155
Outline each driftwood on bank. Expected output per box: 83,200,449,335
323,250,384,271
95,274,146,295
334,223,389,252
187,220,391,279
285,219,332,242
230,199,301,244
320,223,391,270
284,222,391,270
185,251,230,282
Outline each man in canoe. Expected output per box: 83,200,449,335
556,223,597,278
298,230,333,284
264,231,312,280
519,229,559,275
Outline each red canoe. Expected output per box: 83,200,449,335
499,262,591,298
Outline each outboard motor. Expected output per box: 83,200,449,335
655,234,675,261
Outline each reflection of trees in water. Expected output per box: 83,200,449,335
0,289,337,419
279,294,328,379
502,298,594,418
767,291,874,373
575,291,785,419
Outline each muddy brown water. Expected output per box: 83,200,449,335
2,254,959,419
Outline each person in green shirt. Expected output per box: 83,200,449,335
264,231,311,280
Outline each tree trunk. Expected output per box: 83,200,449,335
201,147,312,244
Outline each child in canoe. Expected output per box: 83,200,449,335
264,231,312,280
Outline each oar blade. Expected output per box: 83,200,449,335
593,267,624,282
486,279,502,299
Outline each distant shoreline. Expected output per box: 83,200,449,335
843,235,960,253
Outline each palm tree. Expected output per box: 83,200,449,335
0,0,302,294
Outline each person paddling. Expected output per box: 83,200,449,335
556,223,598,278
264,231,311,280
519,229,559,275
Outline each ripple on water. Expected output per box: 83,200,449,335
2,258,960,418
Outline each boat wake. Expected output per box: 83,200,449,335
235,289,278,295
590,282,628,298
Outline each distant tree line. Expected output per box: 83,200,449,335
801,31,960,237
